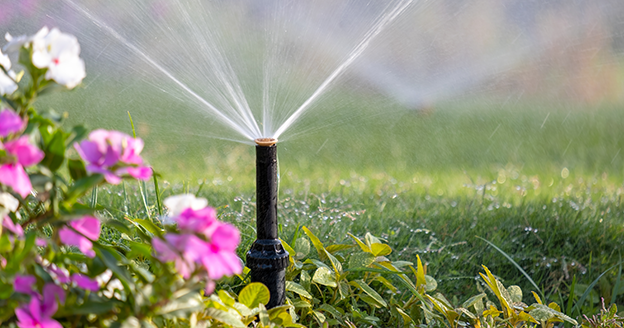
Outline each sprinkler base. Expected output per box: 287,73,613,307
246,239,289,308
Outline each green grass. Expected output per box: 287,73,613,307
38,80,624,314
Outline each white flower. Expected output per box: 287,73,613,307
4,32,32,53
0,192,19,217
0,49,17,96
0,49,11,70
44,51,86,89
163,194,208,217
30,27,86,89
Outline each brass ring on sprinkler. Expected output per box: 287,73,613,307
255,138,277,147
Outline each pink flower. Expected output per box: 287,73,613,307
152,234,206,279
74,129,151,184
0,109,24,137
151,202,242,282
176,207,217,236
205,280,216,296
200,223,242,280
71,273,99,291
0,136,44,198
47,264,69,284
14,275,37,295
2,216,24,236
15,283,64,328
58,216,101,258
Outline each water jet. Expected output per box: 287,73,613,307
246,137,288,308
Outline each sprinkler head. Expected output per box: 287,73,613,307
255,138,277,147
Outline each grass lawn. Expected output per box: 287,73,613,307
41,84,624,314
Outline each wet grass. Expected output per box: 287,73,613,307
94,167,624,314
41,85,624,313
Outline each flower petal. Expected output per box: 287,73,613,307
0,163,32,198
70,216,101,241
59,227,95,258
72,273,99,292
2,215,24,237
210,222,241,251
0,109,24,137
163,194,208,217
4,136,44,167
14,274,36,294
42,283,65,317
15,307,36,327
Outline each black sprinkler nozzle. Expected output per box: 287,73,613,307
246,140,289,309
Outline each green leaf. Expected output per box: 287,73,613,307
529,306,555,322
66,124,88,149
65,174,104,205
477,236,544,301
528,303,578,325
312,267,337,287
205,308,246,328
286,281,312,299
364,232,382,248
157,290,203,318
325,244,353,254
370,243,392,256
319,304,342,319
353,279,387,307
349,252,376,269
258,304,270,326
508,285,523,303
94,246,133,288
415,255,427,288
294,236,310,259
312,310,326,325
462,293,486,310
291,299,312,308
302,226,326,261
395,307,413,325
134,219,163,237
127,241,152,260
300,270,311,291
218,290,236,307
68,159,87,181
375,276,397,293
324,249,343,276
348,232,371,253
338,281,349,300
425,275,438,292
361,295,385,308
72,300,117,315
41,129,66,171
239,282,270,308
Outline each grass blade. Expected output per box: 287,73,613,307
566,275,576,316
127,111,151,218
90,186,98,208
127,111,136,138
152,169,162,217
571,260,624,315
610,256,622,306
477,236,544,301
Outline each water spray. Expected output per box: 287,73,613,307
246,137,289,308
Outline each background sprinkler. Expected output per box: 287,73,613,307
246,137,289,308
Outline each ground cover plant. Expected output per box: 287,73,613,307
2,26,624,328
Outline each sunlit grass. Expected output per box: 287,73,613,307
42,86,624,311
